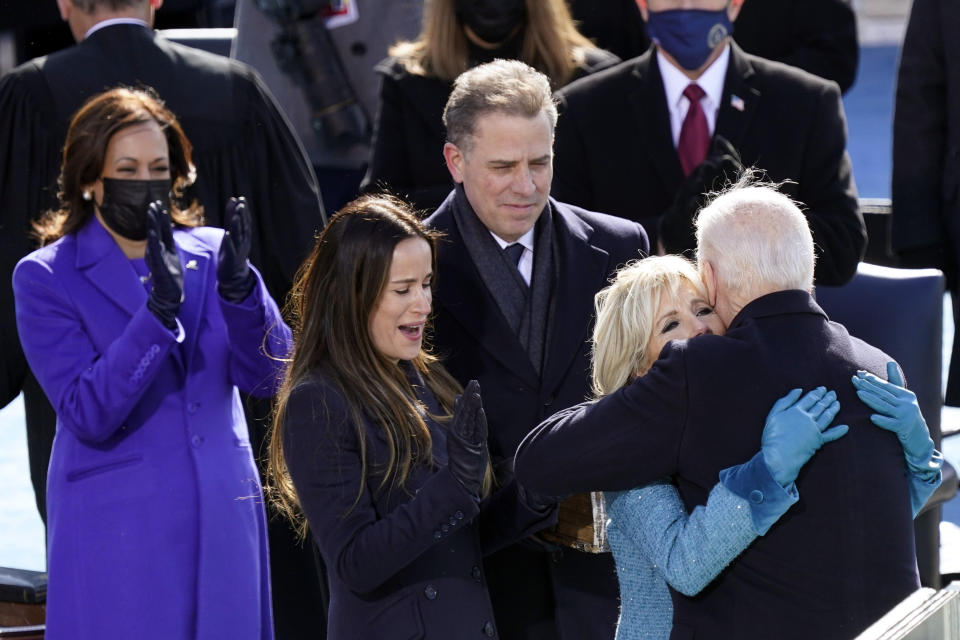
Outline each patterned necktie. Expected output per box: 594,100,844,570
677,83,709,176
503,243,525,268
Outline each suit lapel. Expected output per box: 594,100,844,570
542,206,610,394
628,52,685,197
433,214,540,389
174,234,212,369
76,217,148,318
715,44,760,149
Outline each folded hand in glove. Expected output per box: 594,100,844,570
659,135,744,256
446,380,489,498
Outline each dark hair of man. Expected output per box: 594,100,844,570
72,0,143,12
33,85,202,245
443,58,557,152
268,194,481,536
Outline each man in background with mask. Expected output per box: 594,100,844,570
551,0,865,287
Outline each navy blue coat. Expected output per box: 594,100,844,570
283,368,553,639
516,291,920,639
424,195,649,639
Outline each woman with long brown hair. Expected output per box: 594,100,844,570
269,193,554,638
13,86,288,638
360,0,619,212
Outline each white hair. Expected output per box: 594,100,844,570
695,175,815,298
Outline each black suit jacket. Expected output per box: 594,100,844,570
424,194,648,639
517,291,920,639
567,0,858,93
552,43,865,286
891,0,960,403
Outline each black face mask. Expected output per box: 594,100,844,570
97,177,171,241
455,0,526,45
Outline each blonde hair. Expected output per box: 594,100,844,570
591,256,707,396
390,0,600,87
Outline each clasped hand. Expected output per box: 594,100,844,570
659,135,743,255
447,380,489,498
762,387,849,486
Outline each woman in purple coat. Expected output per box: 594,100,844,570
268,194,555,638
13,87,289,639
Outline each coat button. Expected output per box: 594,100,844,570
424,584,438,600
433,530,442,540
441,523,450,533
543,394,555,407
191,435,203,448
187,402,200,414
749,490,764,504
454,510,464,520
483,620,495,636
448,516,457,526
471,565,482,582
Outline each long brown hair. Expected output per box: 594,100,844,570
268,194,486,537
33,86,202,245
390,0,601,87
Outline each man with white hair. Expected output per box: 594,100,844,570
516,178,932,638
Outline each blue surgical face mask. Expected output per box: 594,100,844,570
645,7,734,72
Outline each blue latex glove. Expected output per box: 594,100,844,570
761,387,849,486
217,196,256,303
852,362,936,471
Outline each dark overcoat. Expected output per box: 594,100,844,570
283,368,554,639
517,291,921,639
425,194,649,639
552,43,865,286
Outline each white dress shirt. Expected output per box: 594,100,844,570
85,18,149,39
490,227,535,286
657,45,731,148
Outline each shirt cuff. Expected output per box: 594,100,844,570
719,451,799,535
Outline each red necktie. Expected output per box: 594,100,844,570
677,83,709,176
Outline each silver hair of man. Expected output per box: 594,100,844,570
696,173,816,299
442,59,558,152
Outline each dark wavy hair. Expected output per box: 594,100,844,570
33,85,202,245
268,194,489,536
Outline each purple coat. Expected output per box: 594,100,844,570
13,217,290,639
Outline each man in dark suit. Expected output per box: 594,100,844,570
891,0,960,405
515,179,923,639
552,0,865,286
567,0,859,94
424,59,649,639
0,1,325,637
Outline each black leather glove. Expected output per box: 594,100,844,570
659,135,744,256
145,201,184,330
518,484,560,514
217,197,256,303
446,379,489,498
